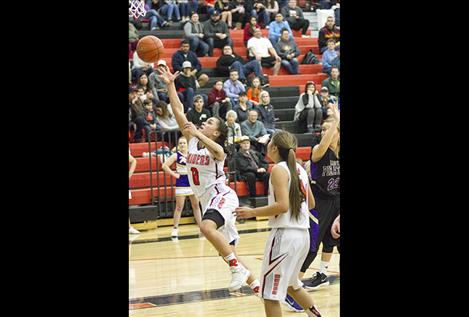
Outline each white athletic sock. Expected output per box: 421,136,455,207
249,279,260,290
224,253,239,267
319,261,329,275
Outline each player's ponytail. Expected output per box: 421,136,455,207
271,131,305,221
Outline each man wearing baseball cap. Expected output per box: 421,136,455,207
148,60,170,102
203,10,233,57
232,135,270,204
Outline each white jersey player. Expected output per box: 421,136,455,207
235,131,322,317
159,66,260,294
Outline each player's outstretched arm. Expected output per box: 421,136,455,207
158,66,191,140
312,103,339,162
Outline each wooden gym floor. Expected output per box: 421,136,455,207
129,220,340,316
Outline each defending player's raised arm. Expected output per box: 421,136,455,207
158,66,191,140
312,103,339,163
235,165,290,218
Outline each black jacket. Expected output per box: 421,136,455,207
216,54,247,76
233,149,268,174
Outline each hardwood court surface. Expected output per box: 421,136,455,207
129,220,340,316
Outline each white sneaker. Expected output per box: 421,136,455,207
302,35,310,38
228,265,250,291
129,226,140,234
171,228,178,237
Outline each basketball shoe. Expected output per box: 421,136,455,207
228,265,250,291
283,294,305,312
303,272,330,290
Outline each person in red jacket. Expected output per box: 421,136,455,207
207,80,232,118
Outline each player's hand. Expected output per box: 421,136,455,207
174,173,181,179
331,215,340,239
234,206,256,219
183,122,198,136
158,67,180,84
275,55,282,62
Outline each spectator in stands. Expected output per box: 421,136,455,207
129,87,140,134
175,61,198,112
321,39,338,75
215,0,233,28
244,16,261,45
229,0,247,29
130,88,146,141
251,0,270,28
186,95,211,127
129,22,139,54
184,12,210,57
196,0,215,16
178,0,190,21
129,151,140,234
256,90,277,135
172,39,209,87
318,15,340,53
160,0,181,22
265,0,279,21
274,27,300,74
189,0,199,15
207,80,232,118
223,69,246,107
132,51,154,83
134,98,158,142
226,110,243,145
203,10,233,57
241,109,270,154
149,60,170,102
294,81,323,133
233,135,270,201
322,66,340,97
281,0,310,38
277,0,288,10
234,92,253,123
318,86,337,118
216,45,269,86
154,100,179,131
137,73,153,94
247,28,281,76
268,13,292,44
247,77,263,107
142,0,170,29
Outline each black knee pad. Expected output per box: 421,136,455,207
322,244,334,253
202,208,225,229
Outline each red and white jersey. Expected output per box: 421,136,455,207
186,136,228,199
268,162,310,229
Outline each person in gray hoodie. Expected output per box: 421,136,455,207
294,81,323,133
274,28,300,74
183,12,209,57
203,11,233,56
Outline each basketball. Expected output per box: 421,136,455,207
136,36,164,63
